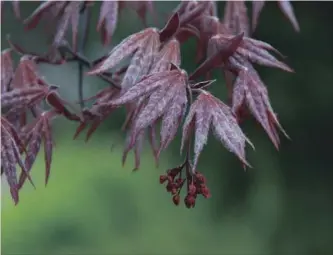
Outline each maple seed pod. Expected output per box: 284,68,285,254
166,182,174,192
167,167,181,177
167,176,174,183
195,172,206,183
176,178,184,185
201,186,211,198
188,183,196,195
173,195,180,206
171,188,178,195
184,195,196,209
159,175,168,184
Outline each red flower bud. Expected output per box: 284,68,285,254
201,186,211,198
172,195,180,206
195,172,206,183
159,175,168,184
184,195,196,208
166,182,174,192
188,183,196,195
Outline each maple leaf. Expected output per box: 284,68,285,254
18,111,56,189
97,1,119,46
191,15,228,62
177,1,210,27
150,38,181,73
12,1,20,20
120,97,160,170
173,2,227,62
251,1,265,32
103,68,188,162
88,27,160,90
52,1,83,51
121,31,160,90
224,0,250,36
24,1,85,51
122,127,145,171
190,32,245,80
23,1,59,30
11,55,48,89
252,1,300,33
181,90,253,171
130,70,186,138
46,90,83,122
208,34,293,73
121,89,164,169
1,49,14,93
2,54,79,125
159,12,180,43
231,59,289,149
1,1,21,21
124,1,156,27
1,117,34,205
1,86,55,116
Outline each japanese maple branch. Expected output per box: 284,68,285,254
58,42,121,90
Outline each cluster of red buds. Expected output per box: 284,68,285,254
159,163,211,208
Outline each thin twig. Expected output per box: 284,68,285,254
58,42,121,89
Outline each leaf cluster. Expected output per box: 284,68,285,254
1,1,299,208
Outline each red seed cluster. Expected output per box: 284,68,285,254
159,164,211,208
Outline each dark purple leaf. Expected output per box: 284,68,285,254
97,1,119,46
1,116,34,204
181,90,253,171
1,49,14,93
224,1,250,36
159,12,180,43
88,28,160,75
24,1,59,30
251,1,265,32
231,61,289,149
150,39,181,73
17,111,56,188
208,34,293,73
277,0,300,32
190,32,244,80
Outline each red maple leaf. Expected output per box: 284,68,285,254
231,61,289,149
181,90,253,171
88,28,160,90
18,111,56,189
252,0,300,33
224,1,250,36
1,117,34,204
24,1,86,51
97,1,119,46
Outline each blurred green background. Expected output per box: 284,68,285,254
1,1,333,255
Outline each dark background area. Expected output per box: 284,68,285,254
1,1,333,255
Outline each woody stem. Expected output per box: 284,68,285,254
58,42,121,90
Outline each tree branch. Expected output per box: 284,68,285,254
58,42,121,90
